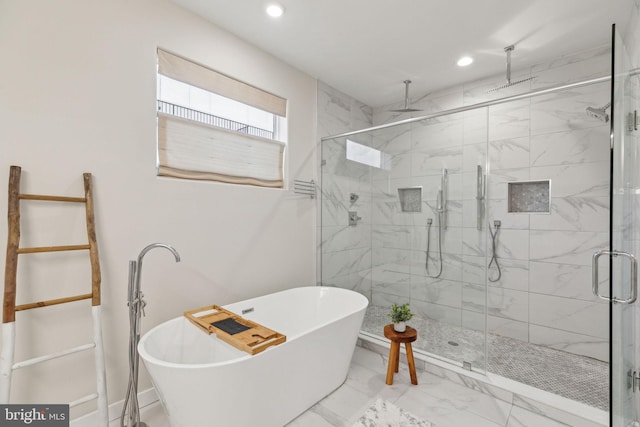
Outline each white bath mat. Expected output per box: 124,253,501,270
352,398,434,427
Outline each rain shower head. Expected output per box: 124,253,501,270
487,45,536,93
389,80,423,113
586,102,610,123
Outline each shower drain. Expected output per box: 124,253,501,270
448,341,459,346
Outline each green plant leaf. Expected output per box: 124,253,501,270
387,303,414,323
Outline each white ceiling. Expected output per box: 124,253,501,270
171,0,633,107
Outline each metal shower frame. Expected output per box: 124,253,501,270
321,74,612,142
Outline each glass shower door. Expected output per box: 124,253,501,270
320,112,489,374
609,23,640,427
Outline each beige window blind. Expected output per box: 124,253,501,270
157,49,287,188
158,114,285,187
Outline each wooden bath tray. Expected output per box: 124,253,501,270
184,305,286,355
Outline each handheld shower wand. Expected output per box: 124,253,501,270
476,165,485,231
436,168,447,230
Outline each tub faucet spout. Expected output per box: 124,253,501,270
134,243,181,299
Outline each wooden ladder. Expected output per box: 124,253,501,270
0,165,108,426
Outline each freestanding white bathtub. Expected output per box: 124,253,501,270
138,286,368,427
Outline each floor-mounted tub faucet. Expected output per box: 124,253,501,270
121,243,180,427
134,244,181,299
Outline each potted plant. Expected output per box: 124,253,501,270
388,303,413,332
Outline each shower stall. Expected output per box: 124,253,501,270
319,26,640,425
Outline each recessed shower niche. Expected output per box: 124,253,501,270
508,180,550,213
397,187,422,213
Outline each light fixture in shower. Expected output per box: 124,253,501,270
487,45,536,93
586,102,610,123
389,80,422,113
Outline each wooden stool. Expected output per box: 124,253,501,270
384,324,418,385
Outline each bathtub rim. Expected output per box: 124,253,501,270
138,286,369,370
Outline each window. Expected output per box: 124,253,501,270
346,139,382,168
156,49,288,188
157,76,281,141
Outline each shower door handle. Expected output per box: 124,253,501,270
592,249,638,304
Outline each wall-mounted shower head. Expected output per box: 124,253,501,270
389,80,423,113
487,45,536,93
586,102,610,123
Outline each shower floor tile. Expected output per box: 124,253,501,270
361,305,609,411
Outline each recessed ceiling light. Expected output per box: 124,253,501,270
457,56,473,67
266,4,285,18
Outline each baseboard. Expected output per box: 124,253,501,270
70,388,159,426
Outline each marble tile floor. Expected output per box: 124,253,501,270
111,345,605,427
361,305,609,411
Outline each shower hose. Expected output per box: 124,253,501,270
488,220,502,282
426,214,444,278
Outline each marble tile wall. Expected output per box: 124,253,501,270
319,45,622,363
317,81,374,298
366,46,612,363
402,49,609,360
332,48,609,360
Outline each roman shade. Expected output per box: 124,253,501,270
157,49,287,117
158,114,285,187
156,48,287,188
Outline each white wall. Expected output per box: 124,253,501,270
0,0,317,417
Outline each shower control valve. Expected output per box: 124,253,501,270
348,211,362,226
631,370,640,392
137,292,147,316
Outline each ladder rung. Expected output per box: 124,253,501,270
15,293,93,312
1,167,107,424
19,193,86,203
12,343,96,370
17,244,90,254
69,392,99,408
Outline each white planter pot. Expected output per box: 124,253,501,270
393,322,406,332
